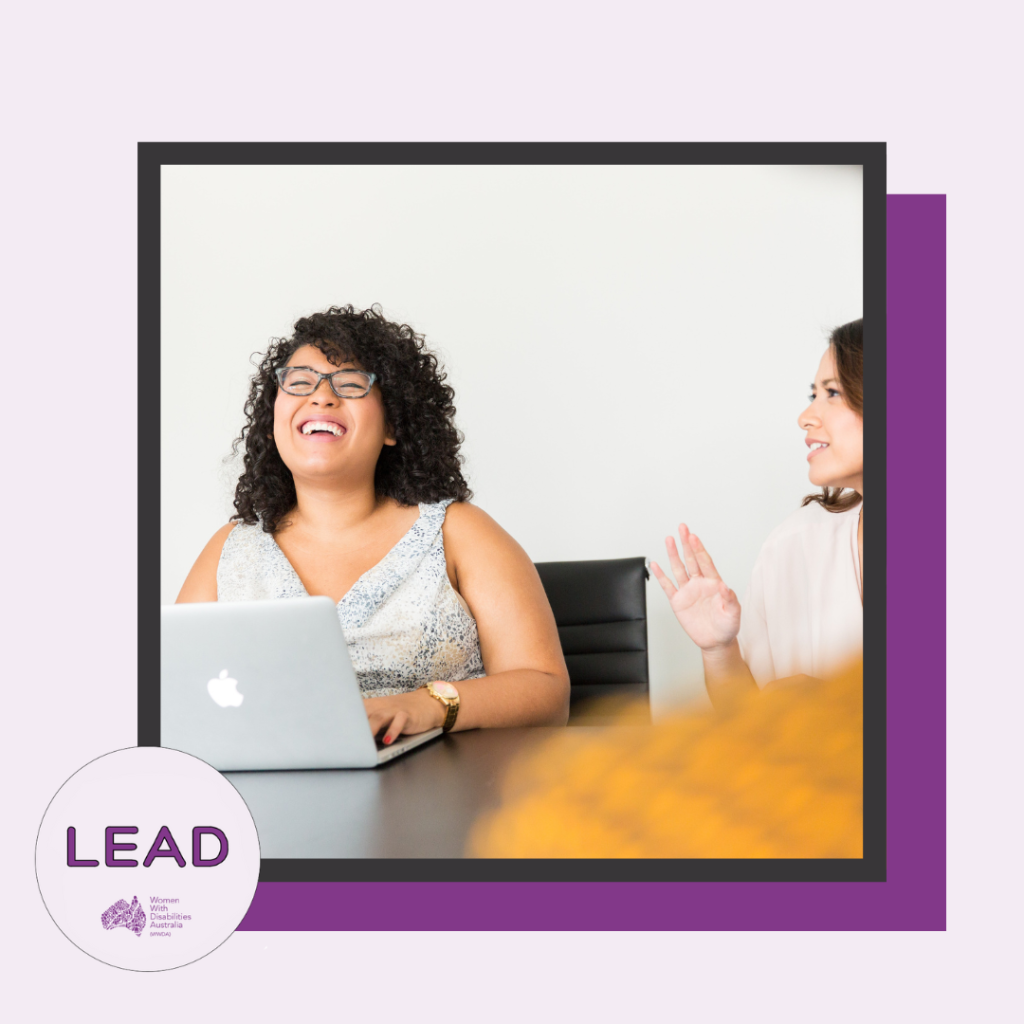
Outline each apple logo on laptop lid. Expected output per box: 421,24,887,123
208,669,243,708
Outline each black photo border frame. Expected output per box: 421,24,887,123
140,141,885,885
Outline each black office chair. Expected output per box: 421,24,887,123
533,557,650,724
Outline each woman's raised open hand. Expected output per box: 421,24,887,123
650,524,741,651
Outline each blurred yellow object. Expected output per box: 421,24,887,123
469,660,863,858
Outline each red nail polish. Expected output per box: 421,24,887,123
384,736,392,745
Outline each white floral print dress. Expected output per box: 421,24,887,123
216,499,485,697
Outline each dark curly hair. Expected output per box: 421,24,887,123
802,318,863,514
231,304,471,533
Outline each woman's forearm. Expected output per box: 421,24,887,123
449,669,570,731
701,640,759,711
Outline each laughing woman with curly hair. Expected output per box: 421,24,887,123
177,305,569,741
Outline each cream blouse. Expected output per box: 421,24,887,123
737,499,863,686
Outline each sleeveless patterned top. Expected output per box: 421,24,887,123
216,499,485,698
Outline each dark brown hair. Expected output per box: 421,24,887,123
231,304,471,533
802,318,863,513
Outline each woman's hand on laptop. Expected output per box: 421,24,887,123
364,688,446,745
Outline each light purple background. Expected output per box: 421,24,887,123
6,3,1002,1017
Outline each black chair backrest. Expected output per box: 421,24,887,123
534,557,649,709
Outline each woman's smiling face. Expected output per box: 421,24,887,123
273,344,395,484
798,348,863,492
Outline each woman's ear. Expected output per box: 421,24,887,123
383,421,397,447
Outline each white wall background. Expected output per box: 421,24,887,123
161,163,862,712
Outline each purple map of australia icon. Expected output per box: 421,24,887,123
101,896,146,937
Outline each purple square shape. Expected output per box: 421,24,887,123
237,195,946,931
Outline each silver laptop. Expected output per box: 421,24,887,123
161,597,442,770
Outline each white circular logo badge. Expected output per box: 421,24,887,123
35,747,260,971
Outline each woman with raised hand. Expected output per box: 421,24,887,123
651,319,863,709
177,304,569,740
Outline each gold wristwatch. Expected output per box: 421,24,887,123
426,681,460,732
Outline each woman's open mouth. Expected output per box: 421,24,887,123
806,441,829,460
298,418,347,440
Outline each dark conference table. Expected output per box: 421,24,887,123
224,725,578,859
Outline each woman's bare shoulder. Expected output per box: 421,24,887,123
442,501,516,546
443,499,491,525
175,522,240,603
442,501,535,584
